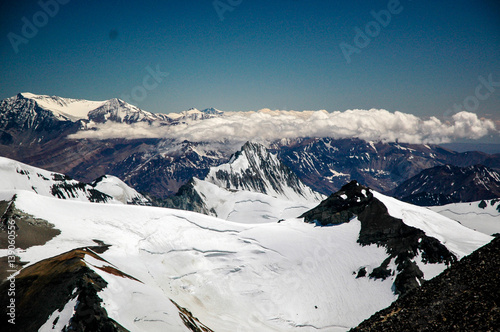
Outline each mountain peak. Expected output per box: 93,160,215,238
205,141,324,202
201,107,223,115
301,183,460,295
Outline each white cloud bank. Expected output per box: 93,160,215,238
69,109,497,144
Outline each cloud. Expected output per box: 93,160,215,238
68,109,497,144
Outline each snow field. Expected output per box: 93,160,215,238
0,189,492,331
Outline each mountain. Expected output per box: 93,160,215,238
0,179,491,330
85,98,167,124
0,156,112,203
139,177,320,224
272,137,500,196
110,140,232,198
205,141,324,202
429,198,500,236
0,93,82,144
351,236,500,332
0,156,150,205
0,93,224,129
2,93,500,200
166,107,224,122
388,164,500,206
301,180,478,296
0,93,231,198
161,142,323,222
91,175,151,205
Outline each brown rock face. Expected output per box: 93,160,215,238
0,246,128,332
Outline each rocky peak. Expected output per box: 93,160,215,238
301,180,457,296
87,98,157,124
301,180,372,225
201,107,223,115
205,141,324,202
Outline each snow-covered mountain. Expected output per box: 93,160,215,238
0,93,223,131
205,141,324,203
430,199,500,236
91,175,151,205
6,92,107,122
163,177,319,224
166,107,224,122
352,236,500,331
300,180,491,296
388,164,500,206
85,98,166,124
161,142,323,223
0,178,492,331
0,156,112,203
0,190,491,331
0,156,149,205
2,93,500,200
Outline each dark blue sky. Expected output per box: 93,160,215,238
1,0,499,120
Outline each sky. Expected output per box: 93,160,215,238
1,0,499,129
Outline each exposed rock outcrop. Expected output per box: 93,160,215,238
301,181,456,296
0,246,128,332
351,236,500,331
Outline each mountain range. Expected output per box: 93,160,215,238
0,159,492,331
1,92,500,331
1,93,499,201
388,164,500,206
0,156,150,205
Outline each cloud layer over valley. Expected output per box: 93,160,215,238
69,108,497,145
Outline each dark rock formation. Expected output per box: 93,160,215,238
156,179,215,215
301,181,456,296
351,237,500,332
0,195,61,280
301,180,372,225
170,299,215,332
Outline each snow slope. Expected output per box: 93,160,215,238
0,189,491,331
92,175,150,205
0,157,115,203
0,156,151,205
20,92,105,121
429,199,500,236
373,192,490,258
190,178,317,223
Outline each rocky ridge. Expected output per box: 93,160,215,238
301,181,457,296
388,164,500,206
